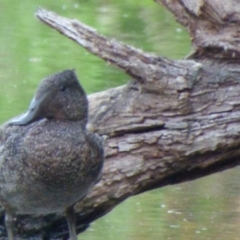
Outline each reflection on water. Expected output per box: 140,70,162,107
0,1,238,240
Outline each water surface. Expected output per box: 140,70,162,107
82,169,240,240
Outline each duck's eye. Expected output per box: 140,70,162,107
60,86,67,92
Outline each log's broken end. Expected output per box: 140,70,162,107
156,0,240,60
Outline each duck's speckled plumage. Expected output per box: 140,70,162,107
0,70,104,240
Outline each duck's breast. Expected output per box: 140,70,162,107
0,120,104,214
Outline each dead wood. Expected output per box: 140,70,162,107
1,1,240,239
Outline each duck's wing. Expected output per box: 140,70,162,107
86,132,105,184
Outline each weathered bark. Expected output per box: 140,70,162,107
157,0,240,59
1,1,240,239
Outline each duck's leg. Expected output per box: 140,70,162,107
65,205,77,240
5,211,15,240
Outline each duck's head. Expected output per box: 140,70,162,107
9,70,88,126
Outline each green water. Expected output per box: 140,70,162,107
83,169,240,240
1,1,239,240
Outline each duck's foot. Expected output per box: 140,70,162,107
5,211,15,240
65,205,77,240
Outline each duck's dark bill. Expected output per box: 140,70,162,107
8,96,45,126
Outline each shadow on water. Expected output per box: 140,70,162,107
1,1,239,240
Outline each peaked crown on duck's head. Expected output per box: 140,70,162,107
9,69,88,126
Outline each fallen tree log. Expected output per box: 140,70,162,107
1,1,240,239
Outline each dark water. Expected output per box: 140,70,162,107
0,1,239,240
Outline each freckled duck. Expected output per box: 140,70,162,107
0,70,104,240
